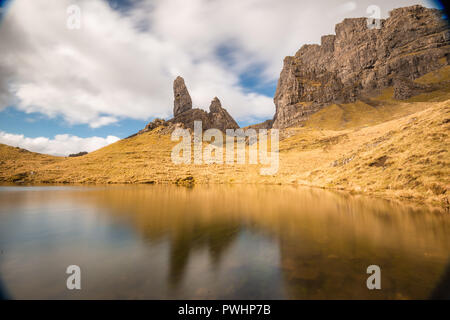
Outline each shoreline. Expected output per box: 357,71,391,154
1,179,448,213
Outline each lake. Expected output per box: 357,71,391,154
0,185,449,299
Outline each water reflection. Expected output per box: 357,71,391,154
0,185,449,299
430,261,450,299
167,222,240,288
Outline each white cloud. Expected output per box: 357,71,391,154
0,131,120,156
0,0,433,127
89,116,118,128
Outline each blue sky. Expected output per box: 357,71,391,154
0,0,444,155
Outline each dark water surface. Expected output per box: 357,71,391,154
0,185,449,299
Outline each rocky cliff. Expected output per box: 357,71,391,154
168,95,239,131
138,76,239,134
173,76,192,117
272,5,450,128
169,76,239,131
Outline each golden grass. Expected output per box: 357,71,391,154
303,100,419,130
301,100,449,208
1,68,449,209
304,66,450,131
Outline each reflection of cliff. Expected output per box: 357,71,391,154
0,224,10,299
74,186,245,289
430,261,450,300
168,222,240,288
0,275,9,300
74,185,450,299
278,234,448,299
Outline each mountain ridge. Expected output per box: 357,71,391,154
0,5,448,210
271,4,450,128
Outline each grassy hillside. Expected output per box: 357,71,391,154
304,65,450,130
0,67,449,209
0,145,63,182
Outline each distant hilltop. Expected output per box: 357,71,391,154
271,5,450,128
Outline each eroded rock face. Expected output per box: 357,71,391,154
168,97,239,131
173,76,192,116
272,5,450,128
246,120,273,130
208,97,239,132
169,108,211,131
158,79,239,132
393,77,436,100
138,118,168,134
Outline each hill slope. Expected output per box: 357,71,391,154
0,16,450,209
0,87,448,208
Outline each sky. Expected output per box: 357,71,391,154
0,0,444,155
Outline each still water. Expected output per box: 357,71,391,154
0,185,449,299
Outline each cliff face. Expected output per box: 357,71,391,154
138,77,239,134
173,76,193,117
169,76,239,131
207,97,239,131
169,95,239,131
272,5,450,128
